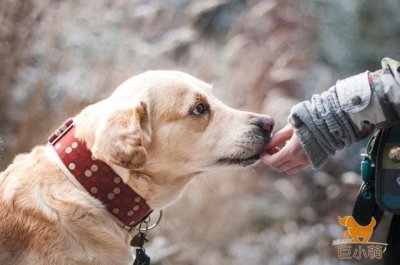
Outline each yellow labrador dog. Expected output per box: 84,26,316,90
0,71,273,265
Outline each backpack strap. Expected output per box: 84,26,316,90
352,129,384,226
384,215,400,265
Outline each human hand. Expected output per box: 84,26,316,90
261,124,310,174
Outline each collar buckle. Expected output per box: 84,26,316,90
48,118,74,145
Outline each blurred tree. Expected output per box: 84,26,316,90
306,0,400,78
0,0,48,168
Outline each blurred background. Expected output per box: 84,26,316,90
1,0,399,264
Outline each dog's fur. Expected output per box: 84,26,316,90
0,71,273,265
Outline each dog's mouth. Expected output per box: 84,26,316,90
216,130,272,167
216,153,261,167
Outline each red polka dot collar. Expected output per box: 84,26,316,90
48,119,152,228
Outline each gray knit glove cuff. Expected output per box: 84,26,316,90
289,86,362,168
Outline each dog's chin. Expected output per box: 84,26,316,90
217,153,261,167
217,136,271,167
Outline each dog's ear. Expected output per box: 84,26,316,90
92,102,151,170
347,216,356,226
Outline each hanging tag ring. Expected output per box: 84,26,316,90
137,210,163,232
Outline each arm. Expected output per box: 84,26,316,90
262,58,400,171
336,58,400,130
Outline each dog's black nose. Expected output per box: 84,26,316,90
254,117,274,133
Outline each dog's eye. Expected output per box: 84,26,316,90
193,103,207,115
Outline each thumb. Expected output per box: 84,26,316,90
265,124,294,149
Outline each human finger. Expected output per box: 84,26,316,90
263,146,280,155
276,160,305,172
265,124,293,149
260,148,291,168
285,163,310,174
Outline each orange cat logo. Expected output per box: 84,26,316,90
338,216,376,243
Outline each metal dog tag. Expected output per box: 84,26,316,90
130,233,148,248
133,248,150,265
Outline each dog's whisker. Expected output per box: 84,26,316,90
202,176,217,193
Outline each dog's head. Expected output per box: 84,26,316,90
75,71,273,206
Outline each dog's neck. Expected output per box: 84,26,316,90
111,166,194,209
49,119,153,228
